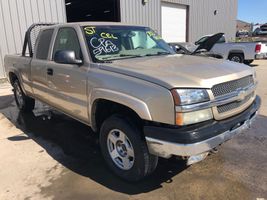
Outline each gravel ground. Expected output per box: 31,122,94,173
0,60,266,200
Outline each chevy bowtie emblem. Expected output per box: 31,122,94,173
237,89,246,102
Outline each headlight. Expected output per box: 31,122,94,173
171,89,212,125
175,109,213,126
171,89,209,105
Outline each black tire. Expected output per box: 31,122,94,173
99,115,158,181
228,53,244,63
244,59,254,65
13,80,35,112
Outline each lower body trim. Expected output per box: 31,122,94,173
146,112,257,158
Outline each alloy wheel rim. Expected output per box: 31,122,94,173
107,129,135,170
231,56,241,63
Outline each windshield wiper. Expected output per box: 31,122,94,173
99,54,143,61
98,52,170,61
119,54,143,58
97,60,113,63
144,52,171,57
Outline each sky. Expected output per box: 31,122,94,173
238,0,267,24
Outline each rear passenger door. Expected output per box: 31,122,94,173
31,29,54,102
46,27,88,123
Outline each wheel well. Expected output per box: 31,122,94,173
9,72,18,86
228,51,244,59
92,99,143,132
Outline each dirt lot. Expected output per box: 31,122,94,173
0,60,266,200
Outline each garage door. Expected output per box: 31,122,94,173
161,3,187,42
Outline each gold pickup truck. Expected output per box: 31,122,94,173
4,22,260,181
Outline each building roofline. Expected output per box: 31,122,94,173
237,19,251,24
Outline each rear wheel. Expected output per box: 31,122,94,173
13,80,35,112
228,53,244,63
99,115,158,181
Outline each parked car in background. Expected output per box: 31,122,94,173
236,30,250,38
253,27,267,36
260,24,267,29
169,33,224,59
174,34,267,65
4,23,260,181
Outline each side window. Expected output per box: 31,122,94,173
217,36,226,43
196,36,208,44
53,28,82,60
36,29,54,60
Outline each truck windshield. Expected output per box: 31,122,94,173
82,26,175,62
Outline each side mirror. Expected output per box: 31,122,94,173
54,50,83,65
195,41,199,45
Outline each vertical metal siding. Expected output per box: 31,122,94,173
120,0,161,33
120,0,237,42
0,0,66,78
185,0,238,42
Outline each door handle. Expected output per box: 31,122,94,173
47,68,53,76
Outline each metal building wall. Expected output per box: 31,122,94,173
119,0,161,33
120,0,237,42
0,0,66,78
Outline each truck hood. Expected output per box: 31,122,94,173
193,33,225,53
100,54,253,89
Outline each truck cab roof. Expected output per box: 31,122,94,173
43,22,147,30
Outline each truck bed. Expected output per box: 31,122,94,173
4,54,32,93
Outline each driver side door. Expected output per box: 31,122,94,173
46,27,88,123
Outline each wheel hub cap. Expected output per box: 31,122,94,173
107,129,135,170
116,141,127,157
231,56,241,62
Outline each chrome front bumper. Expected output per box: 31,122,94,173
145,112,257,158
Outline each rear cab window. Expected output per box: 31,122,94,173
35,29,54,60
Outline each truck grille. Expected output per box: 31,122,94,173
217,92,254,113
211,75,254,97
211,75,255,118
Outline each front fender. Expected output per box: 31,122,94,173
89,88,152,123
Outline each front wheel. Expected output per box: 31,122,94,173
99,115,158,181
13,80,35,112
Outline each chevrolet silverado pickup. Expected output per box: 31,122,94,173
4,23,260,181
